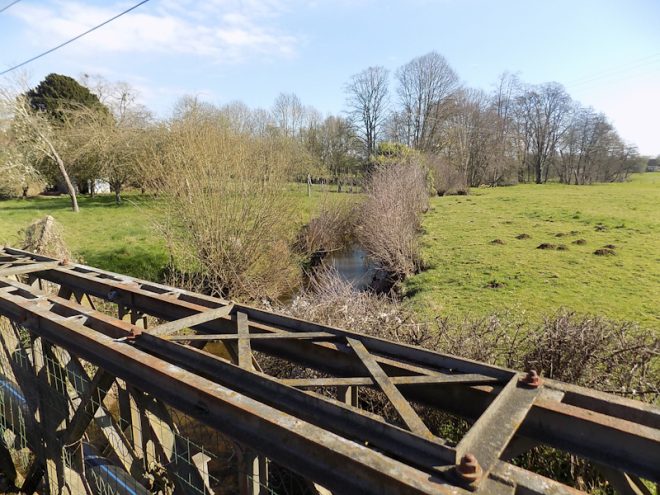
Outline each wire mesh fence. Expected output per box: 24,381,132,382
0,316,315,495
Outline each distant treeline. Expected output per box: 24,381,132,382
0,52,650,204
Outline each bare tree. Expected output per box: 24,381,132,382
0,126,41,198
442,88,501,187
345,66,389,158
1,86,79,211
556,105,640,185
396,52,459,151
515,82,572,183
140,102,302,301
489,73,522,184
272,92,305,138
63,80,152,203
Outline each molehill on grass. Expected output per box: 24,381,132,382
485,279,504,289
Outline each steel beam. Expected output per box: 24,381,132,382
0,248,658,492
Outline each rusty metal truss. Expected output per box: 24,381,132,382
0,246,657,495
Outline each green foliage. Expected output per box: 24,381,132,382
374,141,414,160
405,173,660,329
25,73,108,124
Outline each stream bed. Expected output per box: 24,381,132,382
324,244,379,291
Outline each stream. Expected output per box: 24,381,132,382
324,244,379,291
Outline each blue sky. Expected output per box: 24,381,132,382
2,0,659,154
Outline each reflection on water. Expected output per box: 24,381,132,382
325,244,377,290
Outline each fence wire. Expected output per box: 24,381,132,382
0,317,315,495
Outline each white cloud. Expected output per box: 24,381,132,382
9,0,300,63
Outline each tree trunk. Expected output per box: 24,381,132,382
39,129,79,212
51,147,78,212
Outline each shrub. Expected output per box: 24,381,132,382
355,162,428,278
294,197,355,259
428,155,469,196
142,115,301,301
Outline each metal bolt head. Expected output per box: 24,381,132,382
521,369,541,388
456,453,483,484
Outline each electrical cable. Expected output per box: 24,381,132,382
0,0,151,76
567,62,660,91
564,53,660,88
0,0,21,14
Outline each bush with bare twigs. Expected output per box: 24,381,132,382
294,198,355,261
141,109,302,301
265,274,658,492
279,272,659,398
428,154,469,196
355,162,428,278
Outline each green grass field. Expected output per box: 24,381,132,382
1,177,658,328
0,184,355,281
405,173,660,329
0,193,168,280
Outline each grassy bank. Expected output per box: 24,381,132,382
0,184,355,281
2,176,657,329
0,193,167,280
405,173,660,329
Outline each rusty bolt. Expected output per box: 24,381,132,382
455,453,483,487
521,369,542,388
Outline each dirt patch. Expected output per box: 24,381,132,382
486,279,504,289
537,243,557,250
572,239,587,245
595,224,607,232
554,232,566,237
594,248,616,256
569,230,580,235
557,244,569,251
515,233,531,240
490,239,505,245
603,244,616,249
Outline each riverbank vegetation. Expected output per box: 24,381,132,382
277,268,658,493
1,59,657,355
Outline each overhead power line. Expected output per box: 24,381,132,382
0,0,151,76
564,52,660,88
0,0,22,14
